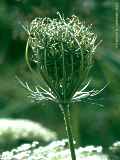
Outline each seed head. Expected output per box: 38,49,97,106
26,13,98,103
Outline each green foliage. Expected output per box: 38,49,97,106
0,0,120,151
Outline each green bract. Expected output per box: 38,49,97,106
26,13,97,103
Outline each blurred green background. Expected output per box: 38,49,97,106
0,0,120,151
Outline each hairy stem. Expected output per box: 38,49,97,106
60,104,76,160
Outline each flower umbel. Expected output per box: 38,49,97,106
23,12,100,160
25,12,99,104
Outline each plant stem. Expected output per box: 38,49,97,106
60,104,76,160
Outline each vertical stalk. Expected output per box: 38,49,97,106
60,103,76,160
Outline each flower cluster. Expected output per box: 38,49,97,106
0,119,56,144
25,13,99,104
0,140,106,160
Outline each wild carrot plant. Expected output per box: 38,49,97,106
22,12,101,160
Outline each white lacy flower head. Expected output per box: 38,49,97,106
0,140,108,160
0,119,57,144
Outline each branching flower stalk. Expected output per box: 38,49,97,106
22,12,100,160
